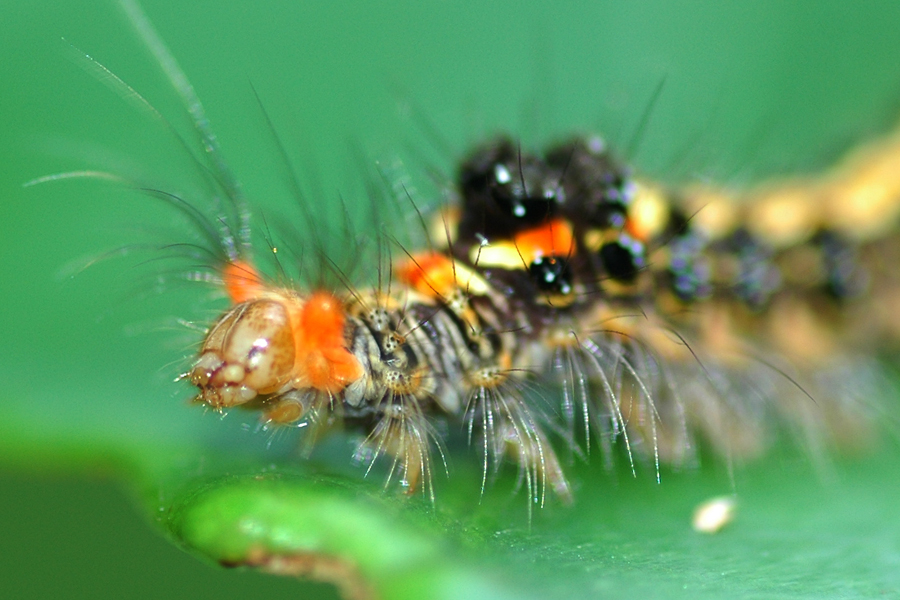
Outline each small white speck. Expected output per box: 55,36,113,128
692,495,737,534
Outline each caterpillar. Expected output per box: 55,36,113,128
44,2,899,508
189,126,899,504
177,86,900,503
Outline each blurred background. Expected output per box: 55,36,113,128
2,1,900,598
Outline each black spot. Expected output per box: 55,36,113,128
546,137,634,229
815,229,867,300
723,228,781,309
457,138,562,241
529,255,573,296
666,224,712,302
599,233,645,282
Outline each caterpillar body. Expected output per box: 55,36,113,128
188,126,900,503
66,2,899,507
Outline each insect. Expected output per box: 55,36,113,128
181,100,900,505
187,125,899,504
39,2,899,508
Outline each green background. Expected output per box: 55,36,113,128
2,1,900,598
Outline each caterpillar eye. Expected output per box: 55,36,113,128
189,300,296,408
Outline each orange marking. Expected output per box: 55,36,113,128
223,260,264,303
513,218,575,263
625,217,645,243
293,291,363,394
396,251,457,298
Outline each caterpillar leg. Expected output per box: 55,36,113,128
355,397,442,499
258,388,334,430
496,415,572,506
466,382,572,506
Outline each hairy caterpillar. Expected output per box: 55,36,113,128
188,127,899,504
34,2,900,509
166,42,897,504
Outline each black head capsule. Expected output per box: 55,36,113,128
457,138,563,241
599,232,646,282
529,255,573,296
